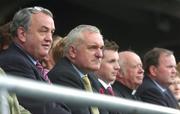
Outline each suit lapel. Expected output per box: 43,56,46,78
13,43,46,81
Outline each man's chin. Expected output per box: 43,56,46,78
90,66,100,71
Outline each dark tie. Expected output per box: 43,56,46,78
107,86,115,96
36,61,51,83
82,75,99,114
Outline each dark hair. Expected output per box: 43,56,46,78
103,39,119,51
143,47,173,74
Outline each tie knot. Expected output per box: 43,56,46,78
36,61,43,68
82,75,90,85
36,61,44,72
36,61,51,83
107,86,114,96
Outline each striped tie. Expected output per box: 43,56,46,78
82,75,99,114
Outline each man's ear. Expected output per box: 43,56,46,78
17,26,26,43
117,69,124,78
149,65,157,77
69,45,77,59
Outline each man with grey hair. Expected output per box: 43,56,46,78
48,24,104,114
136,47,179,109
0,6,71,114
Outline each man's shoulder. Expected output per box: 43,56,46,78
48,57,82,85
0,43,26,61
0,47,31,66
113,81,132,97
139,75,154,87
136,76,162,96
49,57,76,76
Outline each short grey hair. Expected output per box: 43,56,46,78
63,24,102,55
10,6,53,37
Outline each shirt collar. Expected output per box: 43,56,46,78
98,78,111,89
152,79,166,92
72,64,85,78
132,90,136,95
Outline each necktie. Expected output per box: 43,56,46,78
36,61,51,83
82,75,99,114
107,86,114,96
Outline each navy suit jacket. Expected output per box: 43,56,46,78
136,75,179,109
0,43,71,114
48,57,95,114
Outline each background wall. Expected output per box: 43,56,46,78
1,0,180,61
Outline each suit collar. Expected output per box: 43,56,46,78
98,79,111,89
146,76,166,92
72,63,85,78
12,42,37,64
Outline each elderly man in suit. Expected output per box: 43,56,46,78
136,47,179,109
112,51,144,101
48,24,104,114
0,6,71,114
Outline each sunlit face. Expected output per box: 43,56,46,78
23,12,55,60
122,53,144,89
96,50,120,83
155,54,176,87
169,76,180,100
73,31,104,72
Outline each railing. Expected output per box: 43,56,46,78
0,75,180,114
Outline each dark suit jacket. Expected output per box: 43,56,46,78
0,43,71,114
136,75,179,109
113,81,141,101
48,57,94,114
112,81,141,114
88,74,120,114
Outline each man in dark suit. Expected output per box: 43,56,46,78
94,39,120,114
0,6,71,114
112,51,144,101
94,39,119,96
48,25,104,114
136,48,179,109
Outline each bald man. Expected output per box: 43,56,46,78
112,51,144,100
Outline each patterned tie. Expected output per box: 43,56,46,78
107,86,115,96
82,75,99,114
36,61,51,83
